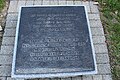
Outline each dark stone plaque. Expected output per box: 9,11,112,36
12,6,97,78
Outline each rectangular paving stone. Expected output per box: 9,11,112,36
89,1,99,14
61,78,71,80
0,77,6,80
97,64,111,74
3,28,16,37
82,1,90,13
6,13,18,22
92,75,102,80
34,0,42,5
82,75,93,80
0,55,12,65
96,54,109,64
102,75,112,80
17,1,26,12
94,44,108,54
91,28,104,36
66,0,74,5
2,37,15,45
88,14,100,20
25,1,34,6
7,77,24,80
73,1,82,5
42,0,50,5
5,21,17,28
92,36,106,44
0,46,14,54
8,1,18,13
49,0,58,5
89,19,103,28
58,0,66,5
0,66,11,76
72,76,82,80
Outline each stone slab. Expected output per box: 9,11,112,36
12,6,97,78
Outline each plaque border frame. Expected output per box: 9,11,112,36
12,5,97,79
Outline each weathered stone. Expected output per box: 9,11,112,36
5,21,17,28
0,66,11,76
89,19,103,28
88,14,100,20
0,77,6,80
2,37,15,45
0,46,14,54
66,0,74,5
72,76,82,80
94,44,108,54
97,64,111,74
102,75,112,80
49,0,58,5
82,75,93,80
58,0,66,5
92,75,102,80
8,1,18,13
92,36,106,44
96,54,109,64
6,13,18,22
0,55,12,64
82,1,90,13
91,28,104,36
3,28,16,37
42,0,49,5
89,1,99,14
34,0,42,5
25,1,34,6
73,1,82,5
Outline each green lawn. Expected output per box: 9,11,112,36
97,0,120,80
0,0,5,11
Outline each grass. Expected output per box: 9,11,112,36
0,0,5,11
97,0,120,80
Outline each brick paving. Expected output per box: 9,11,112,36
0,0,112,80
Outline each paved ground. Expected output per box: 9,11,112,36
0,0,112,80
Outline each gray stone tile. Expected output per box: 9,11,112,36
66,0,74,5
73,1,82,5
3,28,16,37
89,1,99,14
0,77,6,80
8,1,18,13
58,0,66,5
2,37,15,45
42,0,50,5
0,46,14,54
82,1,90,13
72,76,82,80
88,14,100,20
61,78,71,80
34,0,42,5
92,36,106,44
0,66,11,76
17,1,26,12
6,13,18,22
93,75,102,80
91,28,104,36
102,75,112,80
49,0,59,5
82,75,93,80
89,19,103,28
25,1,34,6
94,44,108,54
5,21,17,28
0,55,12,65
97,64,111,74
96,54,110,64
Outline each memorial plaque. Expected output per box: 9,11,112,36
12,6,97,78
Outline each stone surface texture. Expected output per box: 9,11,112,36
0,0,112,80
